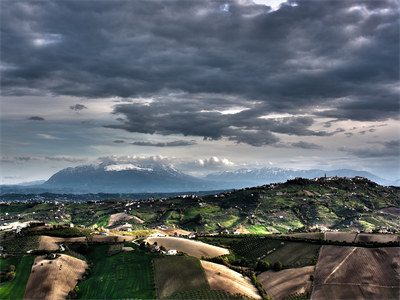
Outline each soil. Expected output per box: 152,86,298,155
257,266,314,300
23,254,87,300
145,236,229,258
201,260,261,299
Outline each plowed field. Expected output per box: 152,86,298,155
145,237,229,258
257,266,314,300
24,254,87,300
311,245,400,299
201,260,261,299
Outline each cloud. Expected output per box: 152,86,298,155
290,141,323,150
131,140,196,147
1,156,87,164
113,140,125,143
1,0,397,126
195,157,235,168
69,104,88,111
28,116,45,121
339,140,399,158
104,99,341,146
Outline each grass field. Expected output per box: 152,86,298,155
263,242,320,268
77,244,156,299
0,255,35,300
153,256,209,299
248,225,270,234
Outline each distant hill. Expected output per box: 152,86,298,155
1,164,397,194
206,168,397,188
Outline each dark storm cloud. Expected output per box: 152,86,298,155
104,100,343,146
28,116,45,121
340,140,400,158
70,104,88,111
2,0,398,144
131,140,197,147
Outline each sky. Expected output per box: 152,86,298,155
1,0,399,184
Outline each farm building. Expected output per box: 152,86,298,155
166,249,177,255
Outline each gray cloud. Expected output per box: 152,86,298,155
1,0,398,125
70,104,88,111
131,140,196,147
28,116,45,121
340,140,400,158
113,140,125,143
290,141,323,150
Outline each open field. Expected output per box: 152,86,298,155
37,234,135,251
108,212,132,227
0,255,35,300
24,254,87,300
201,260,261,299
257,266,314,300
165,288,245,300
77,244,155,299
311,245,400,299
153,256,209,299
156,228,192,236
325,232,357,243
355,233,399,243
263,242,320,268
285,232,324,240
145,237,229,258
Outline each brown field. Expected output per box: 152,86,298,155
156,228,192,236
355,233,399,244
24,254,87,300
325,232,357,243
122,246,134,251
108,212,133,227
38,235,134,251
380,207,400,216
145,237,229,258
257,266,314,300
311,245,400,299
201,260,261,299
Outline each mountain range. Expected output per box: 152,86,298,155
1,163,398,194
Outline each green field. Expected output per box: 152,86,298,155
263,242,320,268
77,244,156,299
153,256,209,299
248,224,270,234
0,255,35,300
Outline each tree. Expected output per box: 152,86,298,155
255,261,270,272
273,261,283,271
8,265,15,272
5,271,15,281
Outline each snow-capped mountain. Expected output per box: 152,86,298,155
42,163,219,193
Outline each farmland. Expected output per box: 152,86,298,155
201,260,261,299
24,254,87,300
0,255,34,300
262,242,320,268
312,245,400,299
145,236,230,258
153,256,209,299
257,266,314,300
77,244,156,299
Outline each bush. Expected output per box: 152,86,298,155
8,265,16,272
5,271,15,281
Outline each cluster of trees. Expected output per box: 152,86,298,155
255,260,283,272
3,264,16,281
